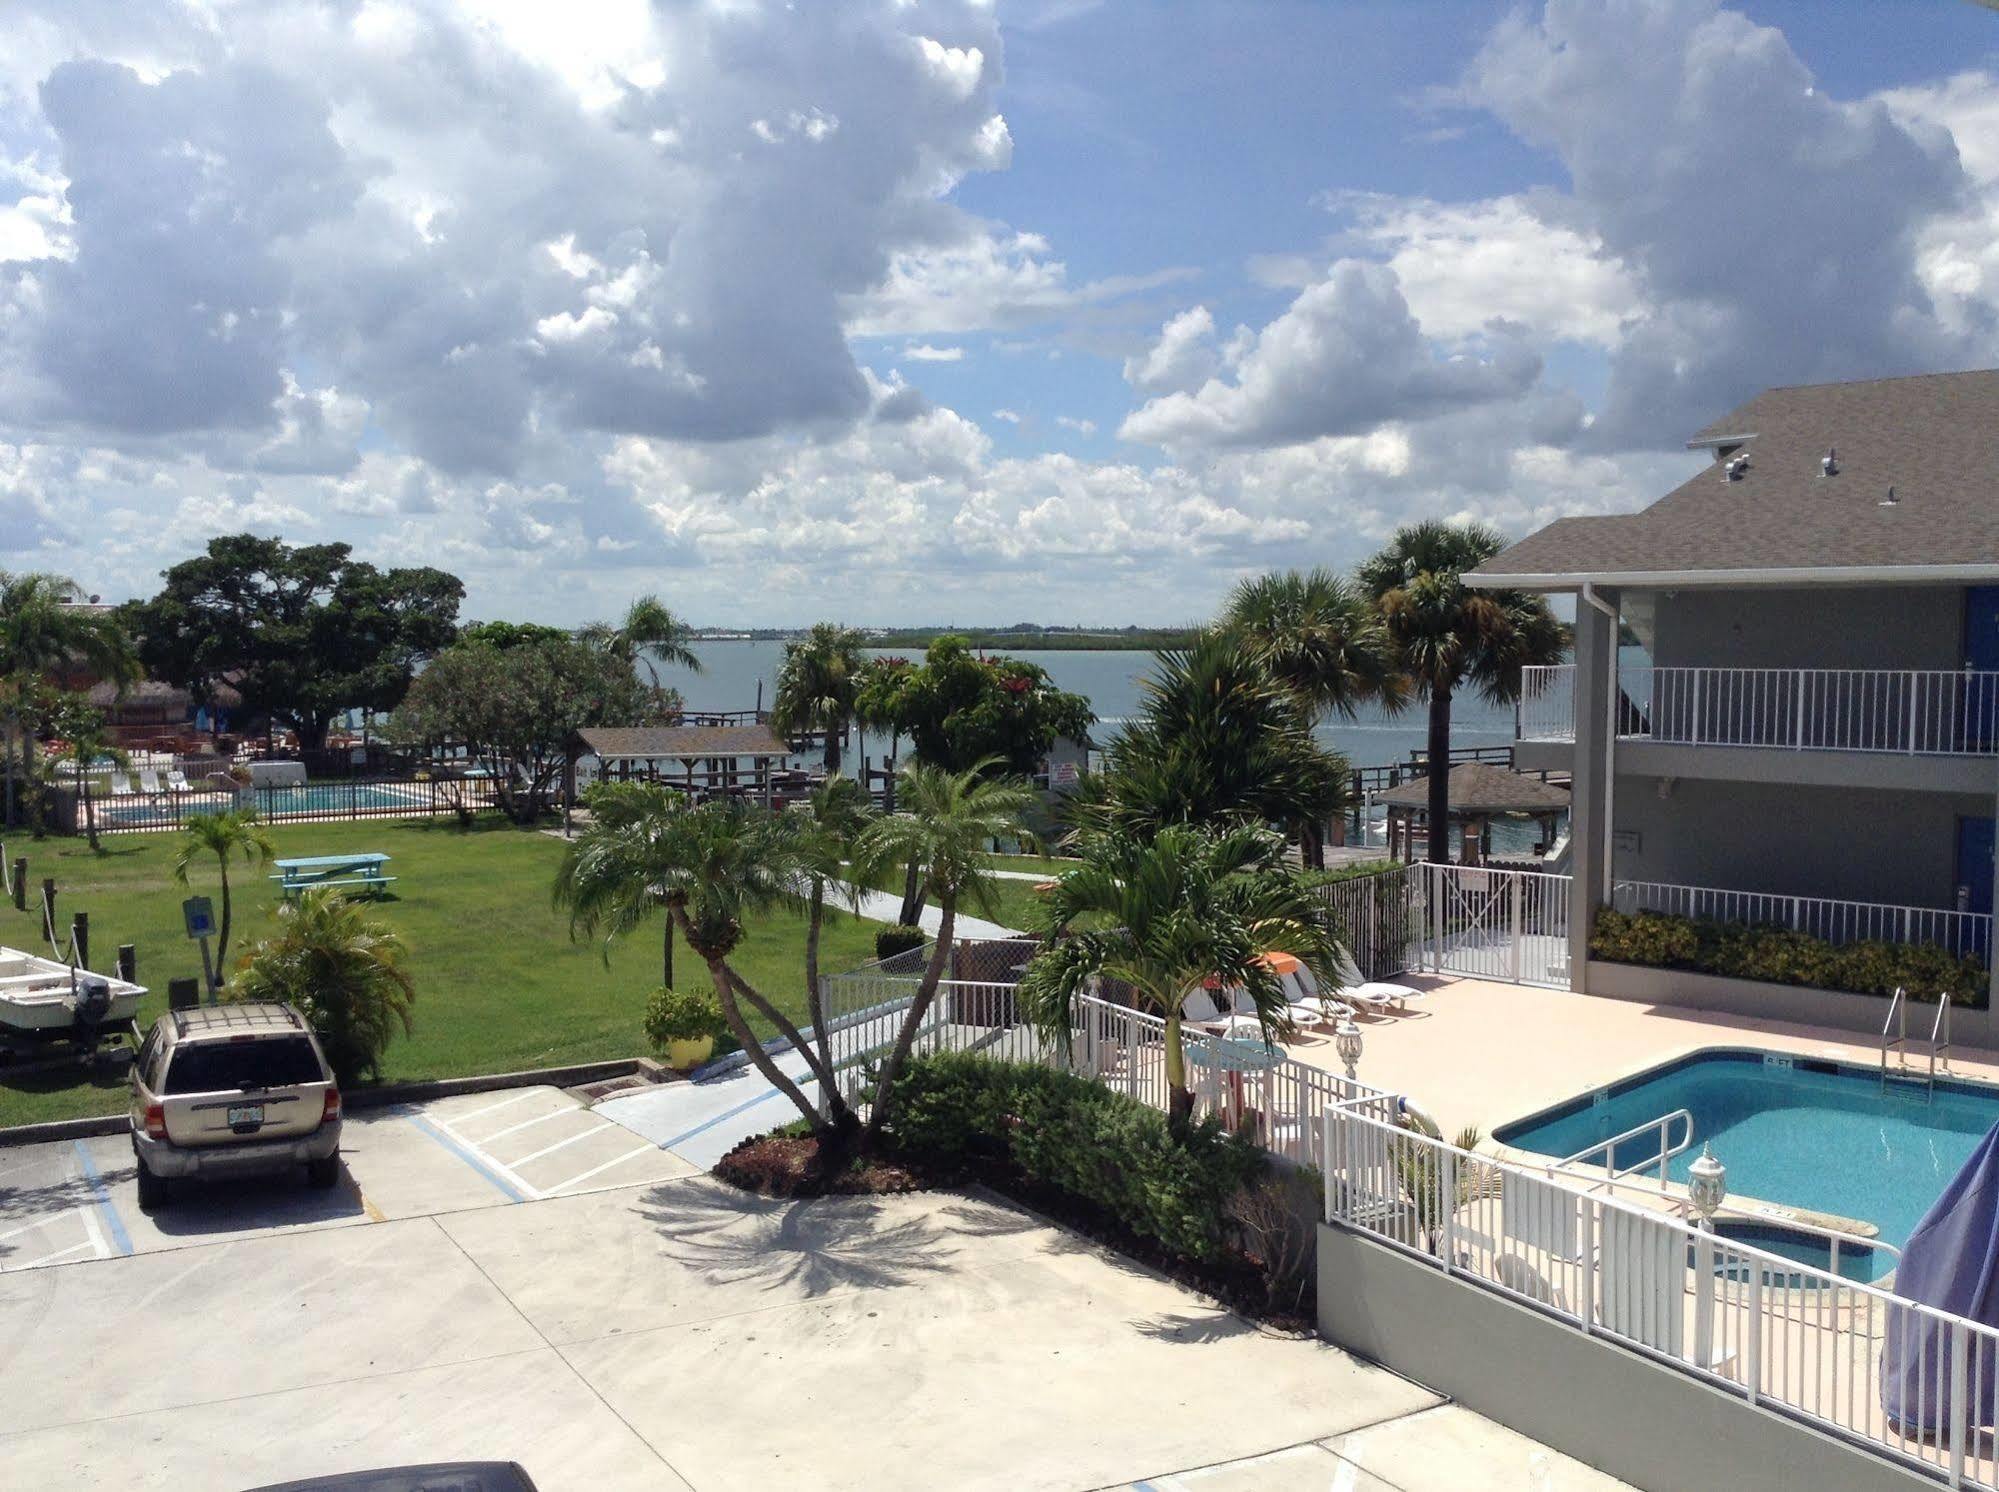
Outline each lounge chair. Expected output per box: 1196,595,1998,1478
1324,953,1427,1017
108,770,132,796
1181,987,1231,1035
165,768,190,791
138,768,162,793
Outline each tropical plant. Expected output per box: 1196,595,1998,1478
1017,822,1339,1124
230,889,416,1084
852,760,1034,1142
788,776,879,1082
582,594,701,698
770,622,868,771
1358,520,1564,863
41,702,126,850
874,923,928,962
554,781,692,985
1222,567,1406,720
1068,629,1349,847
0,571,136,827
172,809,276,979
642,986,725,1049
853,635,1094,776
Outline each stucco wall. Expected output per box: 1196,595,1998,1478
1651,584,1967,671
1610,774,1990,909
1317,1224,1933,1492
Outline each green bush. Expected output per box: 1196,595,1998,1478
1590,908,1987,1006
886,1051,1265,1263
641,986,724,1050
874,923,928,962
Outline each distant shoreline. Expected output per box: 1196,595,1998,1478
689,629,1197,652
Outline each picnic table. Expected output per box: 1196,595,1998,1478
271,853,397,898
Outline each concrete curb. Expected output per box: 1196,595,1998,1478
0,1055,672,1149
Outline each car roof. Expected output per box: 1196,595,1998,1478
166,1002,309,1041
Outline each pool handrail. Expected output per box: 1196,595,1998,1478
1558,1106,1695,1193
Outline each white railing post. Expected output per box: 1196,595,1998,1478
1438,1146,1457,1274
1950,1317,1968,1486
1745,1266,1762,1405
1793,670,1805,750
1509,872,1523,985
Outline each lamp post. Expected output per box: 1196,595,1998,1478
1687,1143,1727,1231
1335,1016,1363,1082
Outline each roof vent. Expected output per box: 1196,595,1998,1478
1821,447,1838,477
1724,453,1750,482
1879,485,1898,507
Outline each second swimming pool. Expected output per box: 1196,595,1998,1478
1493,1049,1999,1278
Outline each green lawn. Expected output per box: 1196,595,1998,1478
0,819,883,1128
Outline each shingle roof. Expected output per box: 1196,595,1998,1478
1374,760,1571,814
577,724,792,760
1469,369,1999,587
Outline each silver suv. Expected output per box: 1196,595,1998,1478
129,1002,343,1209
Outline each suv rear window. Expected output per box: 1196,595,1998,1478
164,1036,324,1094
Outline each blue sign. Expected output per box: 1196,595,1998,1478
182,896,216,941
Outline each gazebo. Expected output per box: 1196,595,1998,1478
1374,760,1570,865
565,723,805,828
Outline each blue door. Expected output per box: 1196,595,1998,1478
1958,816,1995,919
1965,587,1999,749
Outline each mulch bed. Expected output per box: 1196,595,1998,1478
712,1128,1310,1330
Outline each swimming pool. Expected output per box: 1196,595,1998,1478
1493,1049,1999,1280
101,783,425,825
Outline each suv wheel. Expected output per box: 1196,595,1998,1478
136,1159,172,1211
306,1153,341,1189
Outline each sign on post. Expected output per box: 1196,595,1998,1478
183,896,219,1000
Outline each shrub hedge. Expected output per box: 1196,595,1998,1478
887,1051,1265,1263
1590,908,1989,1006
874,923,928,962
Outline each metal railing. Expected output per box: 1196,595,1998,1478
1559,1108,1694,1195
1323,1105,1999,1489
85,776,502,835
1515,663,1999,756
1612,879,1993,964
1415,862,1573,988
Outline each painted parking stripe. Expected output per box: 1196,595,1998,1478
403,1111,535,1203
18,1240,95,1269
71,1140,132,1257
476,1107,578,1144
544,1143,658,1195
446,1089,543,1126
509,1123,611,1169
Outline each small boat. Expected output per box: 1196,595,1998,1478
0,948,146,1041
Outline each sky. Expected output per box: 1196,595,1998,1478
5,0,1999,627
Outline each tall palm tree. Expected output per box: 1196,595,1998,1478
553,780,690,987
789,775,878,1081
770,622,868,772
1222,568,1406,720
1358,521,1565,864
854,759,1033,1143
172,809,276,980
231,888,416,1084
583,594,702,696
1017,823,1339,1125
1070,628,1349,846
0,573,136,827
47,718,126,851
556,792,854,1136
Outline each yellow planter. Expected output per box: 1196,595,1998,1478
666,1034,715,1072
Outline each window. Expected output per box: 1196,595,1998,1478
164,1037,324,1095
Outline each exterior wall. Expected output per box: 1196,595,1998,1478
1317,1224,1934,1492
1650,583,1967,670
1584,957,1997,1045
1611,774,1990,909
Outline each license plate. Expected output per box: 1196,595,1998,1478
227,1104,264,1127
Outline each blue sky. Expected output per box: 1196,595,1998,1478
4,1,1999,625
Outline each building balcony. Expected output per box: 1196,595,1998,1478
1519,663,1999,757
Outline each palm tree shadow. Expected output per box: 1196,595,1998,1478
1130,1310,1260,1346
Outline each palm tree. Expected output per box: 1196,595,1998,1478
231,889,416,1084
789,776,878,1081
1358,521,1565,863
1017,823,1339,1125
582,594,702,696
1222,568,1406,720
172,809,276,980
0,573,136,827
553,781,690,987
1070,628,1349,846
770,622,868,772
556,792,855,1137
853,760,1033,1143
47,718,126,851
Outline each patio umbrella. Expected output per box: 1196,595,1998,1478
1881,1119,1999,1432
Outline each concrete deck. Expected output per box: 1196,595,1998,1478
1279,972,1999,1139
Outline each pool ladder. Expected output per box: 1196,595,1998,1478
1880,985,1952,1094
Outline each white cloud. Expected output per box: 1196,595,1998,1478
1054,415,1096,434
1122,306,1223,395
903,343,965,362
991,407,1021,423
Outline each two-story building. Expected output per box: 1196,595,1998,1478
1470,369,1999,1042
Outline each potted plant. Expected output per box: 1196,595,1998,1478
644,985,725,1071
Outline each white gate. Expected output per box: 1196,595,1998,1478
1416,863,1572,988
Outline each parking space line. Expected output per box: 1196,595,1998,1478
0,1213,63,1244
18,1239,95,1269
404,1110,540,1202
446,1090,544,1126
508,1123,611,1169
70,1140,132,1257
476,1107,578,1144
543,1143,659,1195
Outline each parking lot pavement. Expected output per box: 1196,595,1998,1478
0,1084,697,1275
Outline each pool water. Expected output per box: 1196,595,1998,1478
1494,1050,1999,1280
102,783,422,824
